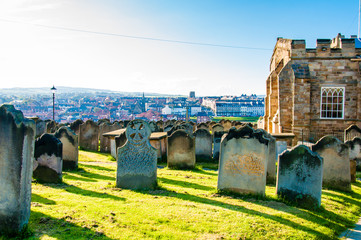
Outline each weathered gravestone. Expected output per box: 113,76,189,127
256,129,277,185
33,133,63,183
276,145,323,209
344,124,361,142
167,130,196,169
221,119,232,132
167,123,193,136
156,120,164,131
46,120,57,133
217,126,269,196
79,120,99,152
197,122,209,131
194,129,213,162
99,122,121,153
0,105,35,235
164,123,174,133
276,141,288,156
212,124,224,161
35,119,47,138
116,119,157,189
54,126,78,170
312,136,351,192
69,119,83,135
149,121,160,133
345,137,361,182
97,118,110,125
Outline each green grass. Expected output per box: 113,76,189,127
4,150,361,239
212,116,260,122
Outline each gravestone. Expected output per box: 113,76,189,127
212,124,224,160
114,131,128,157
167,130,196,169
116,119,157,189
46,120,57,133
312,136,351,192
256,129,277,185
344,125,361,142
194,129,213,162
54,126,78,170
35,119,47,138
233,121,243,129
276,145,323,209
79,120,99,152
221,119,232,132
197,122,209,131
33,133,63,183
0,105,35,235
217,126,269,196
97,118,110,125
99,122,121,153
164,123,174,133
345,137,361,182
156,120,164,131
167,123,193,136
69,119,83,135
149,121,160,133
276,141,288,156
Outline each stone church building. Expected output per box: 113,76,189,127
263,34,361,143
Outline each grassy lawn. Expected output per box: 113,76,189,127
5,150,361,239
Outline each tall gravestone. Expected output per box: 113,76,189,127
167,130,196,169
345,137,361,182
35,119,47,138
69,119,83,135
312,136,351,192
33,133,63,183
116,119,157,189
212,124,224,161
256,129,277,185
217,126,269,196
54,126,78,170
0,105,35,235
79,120,99,152
277,145,323,209
194,129,213,162
99,122,121,153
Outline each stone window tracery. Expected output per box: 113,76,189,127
320,87,345,119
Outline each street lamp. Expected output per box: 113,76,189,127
51,85,57,121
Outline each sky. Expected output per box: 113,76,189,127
0,0,360,96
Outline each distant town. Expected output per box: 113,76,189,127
0,87,264,123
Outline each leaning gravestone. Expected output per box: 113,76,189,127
277,145,323,209
0,105,35,235
212,124,224,160
312,136,351,192
54,126,78,170
167,130,196,169
33,133,63,183
217,126,269,196
116,119,157,189
79,120,100,152
194,129,213,162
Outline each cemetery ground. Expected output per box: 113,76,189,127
5,151,361,240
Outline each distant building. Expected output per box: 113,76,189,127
189,91,195,99
263,34,361,143
196,112,211,123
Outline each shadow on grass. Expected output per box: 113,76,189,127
27,210,115,240
140,187,332,239
80,164,114,172
31,194,56,205
191,168,218,176
158,177,214,191
46,182,125,201
70,167,115,181
63,173,98,183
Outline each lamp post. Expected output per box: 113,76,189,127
51,85,57,121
